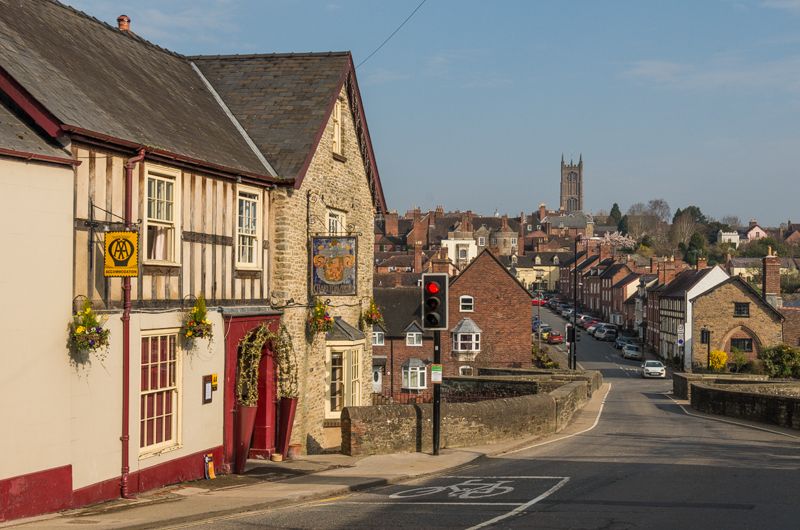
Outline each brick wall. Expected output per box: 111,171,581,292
271,85,376,453
781,307,800,347
373,337,435,399
691,280,783,367
443,252,532,376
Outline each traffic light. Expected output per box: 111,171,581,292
421,273,448,330
566,324,575,343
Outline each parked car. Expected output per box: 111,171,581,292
594,327,618,341
641,360,666,378
547,331,564,344
622,344,644,360
531,298,546,306
586,322,601,334
534,324,552,337
561,308,574,318
582,319,600,330
614,336,637,349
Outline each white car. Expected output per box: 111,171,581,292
622,344,643,360
641,360,666,378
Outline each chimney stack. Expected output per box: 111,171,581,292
413,242,423,273
762,247,782,308
538,203,547,222
384,211,398,237
117,14,131,32
696,257,708,270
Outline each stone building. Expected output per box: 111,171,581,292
691,277,785,366
560,154,583,213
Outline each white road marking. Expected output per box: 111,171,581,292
501,383,612,456
664,392,800,439
465,477,571,530
329,501,524,506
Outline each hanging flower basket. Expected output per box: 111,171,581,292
182,294,213,346
67,299,110,362
307,298,334,335
360,297,384,330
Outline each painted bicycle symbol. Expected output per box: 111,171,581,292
390,479,515,500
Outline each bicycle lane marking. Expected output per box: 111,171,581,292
465,477,570,530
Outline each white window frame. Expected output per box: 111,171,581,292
235,186,262,269
453,332,481,352
332,98,343,156
459,365,474,376
511,237,518,246
143,165,181,265
406,332,423,346
460,295,474,312
328,208,346,235
325,344,364,419
402,364,427,390
478,236,486,246
372,331,385,346
458,247,468,260
139,330,182,457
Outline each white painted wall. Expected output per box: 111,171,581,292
442,238,477,264
684,266,729,370
0,158,73,480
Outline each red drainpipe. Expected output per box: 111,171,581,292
121,148,145,498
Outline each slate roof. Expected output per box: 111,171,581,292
373,287,432,338
659,268,715,298
452,318,482,334
562,250,587,267
0,0,271,177
326,316,364,341
496,252,569,268
192,52,351,179
0,99,70,160
542,212,592,229
600,262,628,279
373,272,421,288
613,272,640,289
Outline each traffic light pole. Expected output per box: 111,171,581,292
432,330,441,456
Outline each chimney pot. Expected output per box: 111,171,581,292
117,14,131,32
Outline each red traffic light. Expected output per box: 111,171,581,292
425,281,440,295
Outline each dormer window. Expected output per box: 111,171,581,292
478,236,486,246
406,332,423,346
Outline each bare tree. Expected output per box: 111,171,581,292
647,198,672,223
721,215,741,229
671,210,697,246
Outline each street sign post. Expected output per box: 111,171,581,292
431,364,443,384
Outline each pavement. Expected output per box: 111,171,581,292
2,384,611,530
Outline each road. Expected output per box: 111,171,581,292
179,308,800,529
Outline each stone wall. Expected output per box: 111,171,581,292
271,84,376,453
441,376,538,401
781,307,800,348
478,367,603,397
672,372,770,400
691,383,800,430
342,373,600,456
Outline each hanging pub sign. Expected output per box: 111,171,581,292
311,236,357,296
104,231,139,277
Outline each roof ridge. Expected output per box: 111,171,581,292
46,0,186,59
189,51,351,61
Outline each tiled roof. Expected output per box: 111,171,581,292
373,287,432,338
0,0,271,176
660,268,714,298
326,316,364,341
192,52,351,179
613,272,640,289
0,100,70,159
373,272,421,288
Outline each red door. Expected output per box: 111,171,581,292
223,314,281,471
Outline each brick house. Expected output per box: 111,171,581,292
0,1,385,521
691,277,784,366
373,250,533,401
610,272,640,327
781,307,800,347
599,262,633,321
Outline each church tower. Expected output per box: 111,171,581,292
560,154,583,213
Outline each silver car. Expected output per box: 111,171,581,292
641,360,666,378
622,344,643,360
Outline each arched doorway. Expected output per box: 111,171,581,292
720,325,761,361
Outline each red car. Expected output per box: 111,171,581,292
547,331,564,344
531,298,546,306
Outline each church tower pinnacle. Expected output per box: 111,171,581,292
560,154,583,213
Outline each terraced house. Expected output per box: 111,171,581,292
0,0,385,522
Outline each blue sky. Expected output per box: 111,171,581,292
67,0,800,226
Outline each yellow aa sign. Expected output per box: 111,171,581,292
104,231,139,277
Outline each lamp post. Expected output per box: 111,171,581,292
701,326,712,370
571,235,582,370
536,290,542,357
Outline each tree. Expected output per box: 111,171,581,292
721,215,741,229
609,203,622,225
647,198,671,223
680,205,707,225
617,215,629,234
684,231,707,265
671,210,697,247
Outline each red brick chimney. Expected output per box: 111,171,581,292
518,211,525,256
431,248,450,274
538,203,547,222
696,257,708,270
650,256,658,274
413,242,423,273
762,247,782,307
658,260,677,285
384,211,398,237
599,243,612,262
117,14,131,32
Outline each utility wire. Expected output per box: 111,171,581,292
356,0,428,69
